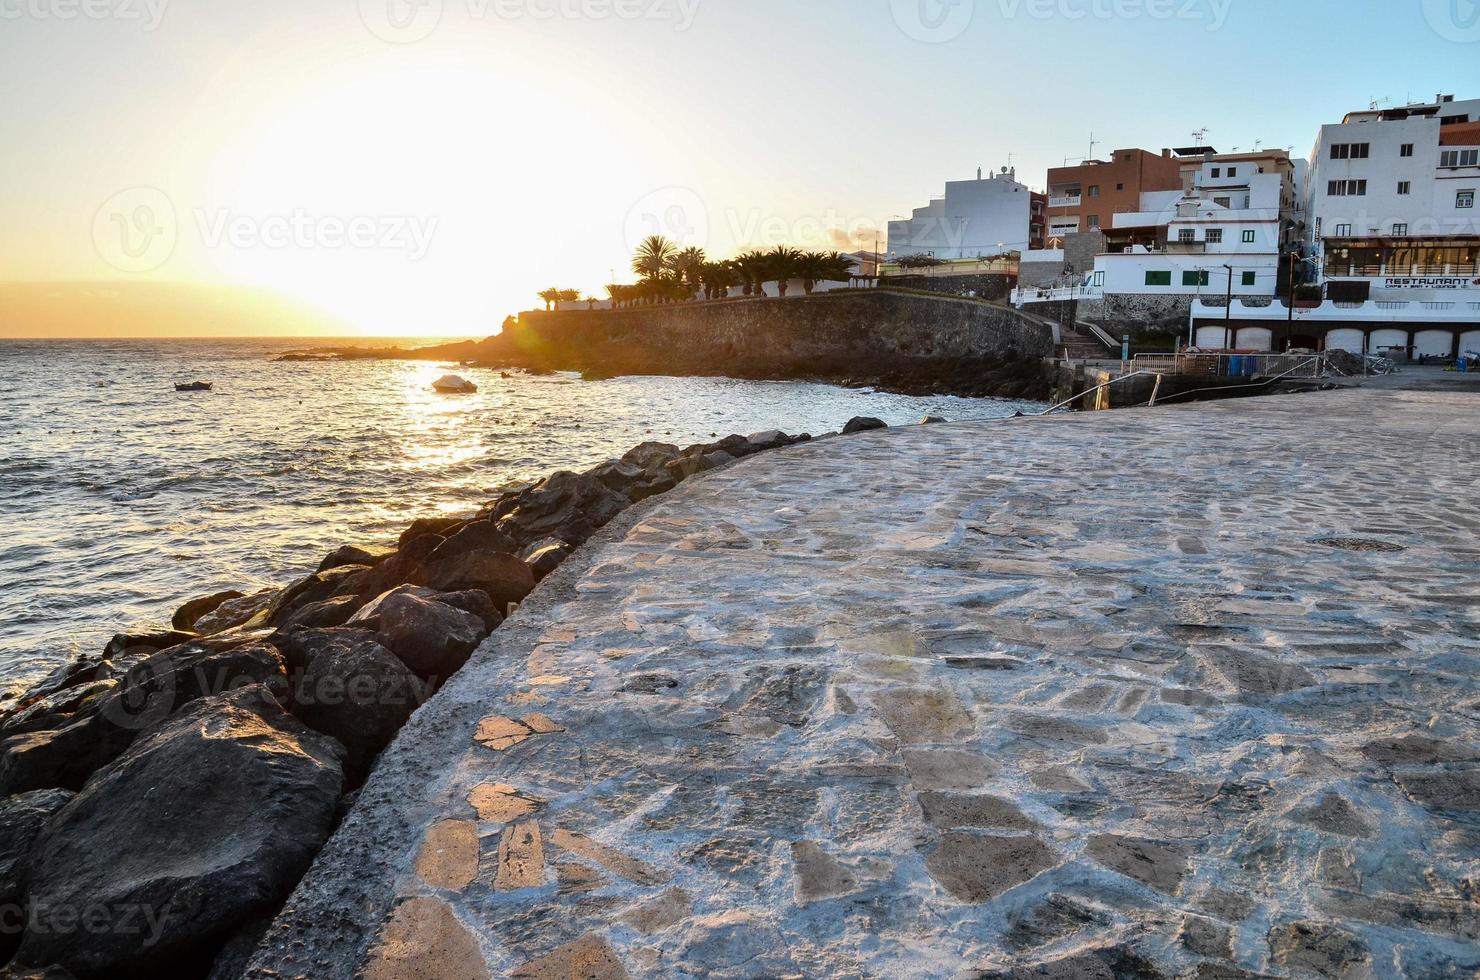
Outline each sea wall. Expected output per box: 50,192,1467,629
484,290,1054,398
874,273,1014,301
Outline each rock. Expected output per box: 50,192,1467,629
410,550,537,610
435,590,505,631
397,517,461,547
374,592,488,680
266,566,368,627
1361,735,1477,765
1180,915,1234,959
978,948,1169,980
621,441,682,469
333,534,444,603
1289,792,1377,838
666,454,714,481
842,416,887,434
362,897,490,980
521,539,573,582
922,832,1055,903
1003,893,1109,951
702,450,736,470
277,595,361,632
0,638,287,795
171,590,245,631
192,590,275,635
921,415,948,424
281,628,426,783
425,521,518,565
1086,834,1190,895
744,429,790,451
102,630,197,662
587,459,647,494
791,841,862,904
316,544,395,573
495,471,630,548
1268,920,1370,977
917,792,1037,830
14,686,344,978
0,789,73,956
1395,768,1480,813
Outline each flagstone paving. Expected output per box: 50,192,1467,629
248,385,1480,980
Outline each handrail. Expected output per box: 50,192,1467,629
1039,370,1161,415
1146,356,1329,406
1078,321,1120,350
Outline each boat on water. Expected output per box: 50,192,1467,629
175,381,213,392
431,374,477,394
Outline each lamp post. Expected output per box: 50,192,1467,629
1223,264,1235,349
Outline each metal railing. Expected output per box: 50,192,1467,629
1131,352,1330,379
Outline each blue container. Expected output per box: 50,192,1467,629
1244,357,1258,378
1228,355,1244,377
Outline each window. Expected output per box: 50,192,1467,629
1214,197,1231,208
1398,181,1411,195
1087,215,1100,229
1088,185,1100,197
1392,223,1408,235
1459,190,1476,209
1440,149,1480,168
1327,180,1367,196
1334,223,1352,236
1330,142,1370,160
1145,271,1172,286
1205,228,1224,244
1211,168,1222,178
1116,183,1124,191
1242,230,1256,243
1182,270,1210,286
1442,114,1471,126
1400,143,1414,157
1241,272,1257,287
1178,228,1197,243
1228,167,1238,177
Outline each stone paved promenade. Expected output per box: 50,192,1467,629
250,384,1480,980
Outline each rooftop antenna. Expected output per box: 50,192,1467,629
1087,132,1099,160
1192,127,1209,145
1253,139,1263,151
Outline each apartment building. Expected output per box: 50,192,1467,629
887,167,1042,259
1043,148,1183,241
1171,147,1305,248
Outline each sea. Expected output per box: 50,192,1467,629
0,338,1045,698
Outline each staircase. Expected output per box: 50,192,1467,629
1058,325,1110,360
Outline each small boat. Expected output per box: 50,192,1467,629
175,381,213,392
431,374,477,394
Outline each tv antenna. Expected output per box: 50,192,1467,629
1192,127,1209,145
1087,132,1099,160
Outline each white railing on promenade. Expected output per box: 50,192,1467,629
1013,285,1104,307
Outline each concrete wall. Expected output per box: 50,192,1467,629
495,291,1054,396
878,273,1013,301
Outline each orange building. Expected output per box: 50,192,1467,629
1044,148,1183,242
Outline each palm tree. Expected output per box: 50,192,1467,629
796,251,856,294
669,246,707,299
557,288,581,305
764,246,802,297
632,235,677,282
537,287,561,311
733,251,766,297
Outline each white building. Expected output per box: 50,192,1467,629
1307,94,1480,305
888,168,1038,259
1081,162,1286,298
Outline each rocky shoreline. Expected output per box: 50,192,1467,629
0,423,879,979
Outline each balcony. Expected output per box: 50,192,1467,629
1047,196,1082,209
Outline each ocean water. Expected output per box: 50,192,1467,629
0,338,1044,697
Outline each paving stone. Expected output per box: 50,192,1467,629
901,748,998,790
1395,768,1480,812
617,887,691,933
494,821,544,892
870,687,975,743
549,828,668,886
1180,914,1233,959
1002,893,1109,951
509,935,627,980
467,784,544,824
1268,920,1370,978
362,897,490,980
1086,834,1190,896
917,792,1037,830
415,820,480,892
1289,792,1377,838
922,833,1055,903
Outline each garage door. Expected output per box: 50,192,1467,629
1325,329,1365,353
1196,326,1234,348
1462,330,1480,355
1236,328,1273,351
1370,329,1408,354
1415,330,1455,358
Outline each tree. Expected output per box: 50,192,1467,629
669,246,707,299
537,287,561,311
632,235,677,282
557,288,581,304
796,251,856,294
764,246,802,297
897,254,945,269
732,251,766,297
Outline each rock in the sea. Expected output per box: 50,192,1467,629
266,565,369,627
282,628,425,783
101,630,197,662
0,789,73,923
842,416,888,434
410,550,536,610
397,517,462,547
171,590,246,631
332,534,443,604
317,544,395,573
621,441,682,470
521,539,573,582
277,595,361,632
192,589,275,635
425,521,518,565
921,415,948,424
13,685,344,979
494,471,630,547
373,592,489,680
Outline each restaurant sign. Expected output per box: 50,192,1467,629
1382,277,1480,289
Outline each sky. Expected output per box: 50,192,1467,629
1,0,1478,337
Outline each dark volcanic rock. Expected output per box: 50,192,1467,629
102,630,197,662
842,416,888,434
334,534,443,603
316,544,395,573
521,539,574,582
0,638,287,795
425,521,517,565
281,629,425,783
266,566,368,627
397,517,461,547
435,589,505,630
373,592,488,680
621,441,682,469
14,686,344,979
192,590,275,635
171,591,246,631
494,471,630,547
277,595,361,632
410,550,537,609
0,789,72,906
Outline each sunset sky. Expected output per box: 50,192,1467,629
2,0,1477,337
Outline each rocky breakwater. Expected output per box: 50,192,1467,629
478,291,1055,399
0,425,830,979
